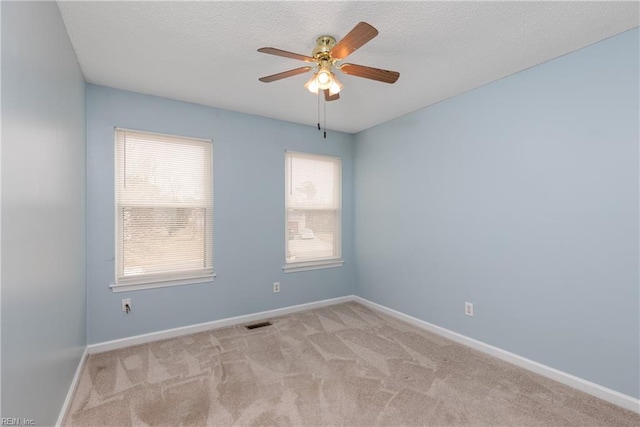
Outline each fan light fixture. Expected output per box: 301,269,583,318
304,64,343,95
304,72,343,95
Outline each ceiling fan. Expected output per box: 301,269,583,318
257,22,400,101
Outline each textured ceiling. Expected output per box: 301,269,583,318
57,1,639,134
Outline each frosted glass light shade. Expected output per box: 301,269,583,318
329,75,343,96
304,75,319,94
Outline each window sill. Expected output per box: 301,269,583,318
283,259,344,273
110,274,216,293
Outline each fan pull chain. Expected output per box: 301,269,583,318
317,91,321,131
323,96,327,139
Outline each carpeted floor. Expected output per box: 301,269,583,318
65,302,639,426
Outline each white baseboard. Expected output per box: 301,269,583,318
56,346,88,426
353,296,640,414
88,295,354,354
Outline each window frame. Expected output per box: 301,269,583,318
283,150,344,273
110,128,215,293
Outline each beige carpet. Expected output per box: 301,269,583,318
65,302,639,426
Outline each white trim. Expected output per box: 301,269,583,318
110,274,216,293
353,296,640,414
114,126,212,144
56,347,88,427
88,295,354,354
283,259,344,273
284,149,341,161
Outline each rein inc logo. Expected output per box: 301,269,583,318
1,419,35,426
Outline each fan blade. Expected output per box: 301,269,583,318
259,67,313,83
340,63,399,84
330,22,379,61
258,47,315,63
323,89,340,101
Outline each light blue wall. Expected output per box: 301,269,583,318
1,1,87,424
354,28,640,398
86,85,355,344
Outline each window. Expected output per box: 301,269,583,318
112,129,213,292
285,151,343,272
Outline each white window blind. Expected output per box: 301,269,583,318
285,151,342,269
114,129,213,289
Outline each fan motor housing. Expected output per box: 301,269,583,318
313,36,336,61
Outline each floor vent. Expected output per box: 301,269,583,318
245,321,272,330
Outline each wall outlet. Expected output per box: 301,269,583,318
465,302,474,317
122,298,132,313
273,282,280,293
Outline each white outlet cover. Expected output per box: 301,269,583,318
465,302,474,317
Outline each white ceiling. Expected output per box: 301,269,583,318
57,1,639,134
